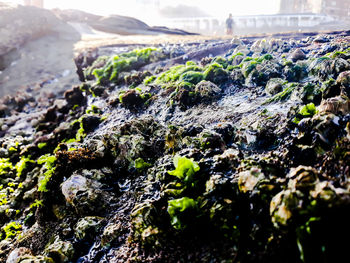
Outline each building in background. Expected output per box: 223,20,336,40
280,0,350,20
23,0,44,8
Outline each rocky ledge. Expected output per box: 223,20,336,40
0,31,349,263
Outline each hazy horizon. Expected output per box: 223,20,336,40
6,0,281,24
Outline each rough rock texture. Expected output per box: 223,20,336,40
0,31,349,263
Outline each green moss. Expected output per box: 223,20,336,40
76,125,86,143
263,83,297,104
167,197,197,230
8,147,17,153
86,105,101,114
143,75,156,85
30,199,44,209
134,158,152,170
153,61,202,87
179,71,204,85
309,57,331,76
239,54,274,78
168,155,200,186
37,154,56,192
1,221,22,240
299,103,316,117
213,56,228,68
15,156,34,177
66,118,87,143
203,62,228,84
93,48,160,84
293,103,317,124
228,52,244,62
38,142,47,149
257,54,273,62
325,48,350,59
0,158,13,176
241,61,258,77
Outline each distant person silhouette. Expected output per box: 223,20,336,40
226,14,234,35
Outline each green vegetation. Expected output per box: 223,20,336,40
30,199,44,209
167,197,197,230
264,83,298,104
86,105,101,114
228,52,244,62
293,103,317,124
38,142,47,149
15,156,34,177
153,61,202,87
37,154,57,192
0,158,12,176
213,56,229,68
240,54,274,78
1,221,22,240
93,48,160,84
168,155,200,186
134,158,151,170
179,71,204,85
299,103,317,117
202,62,228,84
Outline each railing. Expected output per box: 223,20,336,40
159,13,335,35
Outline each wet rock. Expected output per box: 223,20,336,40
194,80,221,103
74,48,99,82
44,237,74,263
8,255,54,263
238,167,265,193
289,48,306,62
174,86,196,109
64,86,85,107
284,61,308,82
101,223,122,247
287,166,318,191
230,68,245,83
84,138,106,160
313,36,329,43
265,78,285,95
81,115,101,133
74,216,104,240
6,247,32,263
61,173,111,215
251,39,269,53
309,58,350,81
120,89,144,109
270,189,303,227
321,78,340,99
124,71,151,86
198,130,225,150
336,70,350,96
318,96,350,115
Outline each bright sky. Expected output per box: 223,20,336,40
8,0,281,22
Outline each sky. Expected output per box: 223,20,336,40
7,0,281,23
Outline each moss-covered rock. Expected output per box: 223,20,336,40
44,237,74,263
194,80,221,103
265,78,286,95
74,216,104,240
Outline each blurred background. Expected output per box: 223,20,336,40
7,0,350,35
1,0,349,96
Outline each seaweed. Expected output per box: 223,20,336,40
168,155,200,186
37,154,57,192
167,197,198,230
263,83,298,104
92,48,160,84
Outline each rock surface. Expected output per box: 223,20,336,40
0,23,350,263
